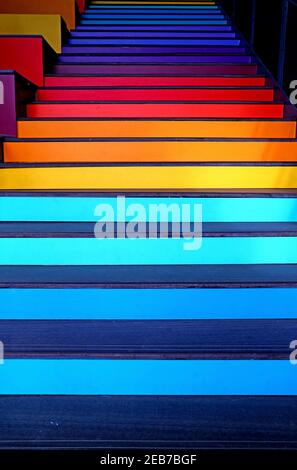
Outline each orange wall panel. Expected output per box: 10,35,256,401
0,0,76,29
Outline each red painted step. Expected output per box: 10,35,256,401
27,102,284,118
44,76,267,88
37,88,275,102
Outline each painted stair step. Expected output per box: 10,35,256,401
36,88,273,102
53,64,258,74
6,140,297,163
69,31,237,37
0,165,297,190
2,196,297,223
87,5,221,9
91,1,219,3
2,236,297,265
83,10,225,14
18,119,295,139
88,4,220,7
85,6,222,10
44,76,267,87
1,396,296,450
75,25,233,30
91,1,219,4
57,55,252,64
79,20,229,25
81,14,226,19
2,319,295,358
0,359,296,395
68,38,240,45
26,102,283,118
2,287,297,319
62,46,247,54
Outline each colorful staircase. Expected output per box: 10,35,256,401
1,0,297,449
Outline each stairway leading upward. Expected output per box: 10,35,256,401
1,0,297,449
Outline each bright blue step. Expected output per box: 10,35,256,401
0,360,296,395
1,287,297,319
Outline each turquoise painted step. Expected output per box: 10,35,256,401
1,288,297,319
0,237,296,265
1,197,297,222
0,360,296,395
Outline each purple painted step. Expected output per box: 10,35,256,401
62,46,247,54
68,38,240,45
53,64,258,75
58,55,252,64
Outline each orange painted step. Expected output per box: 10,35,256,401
4,140,297,163
37,88,275,102
18,119,297,139
27,103,284,118
44,76,267,87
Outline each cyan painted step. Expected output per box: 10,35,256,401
0,360,296,395
1,197,297,222
1,287,297,319
0,237,297,265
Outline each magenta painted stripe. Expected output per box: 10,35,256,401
58,55,252,64
53,64,258,75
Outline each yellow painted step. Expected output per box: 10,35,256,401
0,166,297,190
